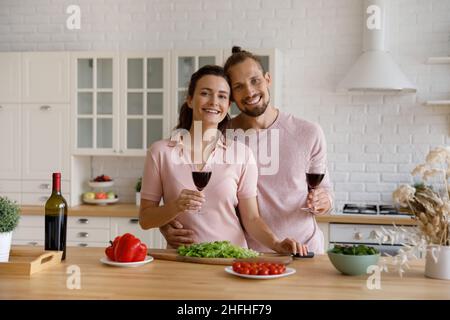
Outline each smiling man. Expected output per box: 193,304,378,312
160,47,334,254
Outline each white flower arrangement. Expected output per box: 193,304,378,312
378,146,450,277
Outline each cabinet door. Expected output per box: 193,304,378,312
0,104,21,179
73,54,119,155
22,52,69,103
0,53,21,102
110,217,167,249
171,50,223,129
121,52,170,155
22,104,70,180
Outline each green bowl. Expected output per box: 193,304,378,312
327,250,380,276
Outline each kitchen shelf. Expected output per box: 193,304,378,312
427,57,450,64
425,100,450,106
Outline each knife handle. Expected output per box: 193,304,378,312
292,252,315,258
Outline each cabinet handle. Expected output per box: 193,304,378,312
0,105,3,110
40,105,51,111
28,241,38,246
40,183,51,190
353,232,363,240
78,243,88,247
78,218,89,224
120,150,124,154
129,218,139,224
78,232,89,238
39,196,48,202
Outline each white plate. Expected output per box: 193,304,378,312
224,266,296,279
88,181,114,188
100,255,153,267
83,197,119,205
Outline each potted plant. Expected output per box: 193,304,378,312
0,196,20,262
390,146,449,279
135,177,142,206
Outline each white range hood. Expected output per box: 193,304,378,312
337,0,416,93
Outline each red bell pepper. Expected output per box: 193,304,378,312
104,233,147,262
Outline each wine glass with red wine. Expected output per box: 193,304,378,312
301,161,326,213
191,168,211,214
192,171,212,192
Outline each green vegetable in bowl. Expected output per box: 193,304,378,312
330,244,379,256
177,241,259,258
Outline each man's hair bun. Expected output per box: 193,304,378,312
232,46,242,53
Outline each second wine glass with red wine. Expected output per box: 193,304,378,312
301,161,326,213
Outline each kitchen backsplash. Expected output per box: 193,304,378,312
92,156,145,203
1,0,449,209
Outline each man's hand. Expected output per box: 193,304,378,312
273,238,308,256
159,219,195,248
306,188,331,215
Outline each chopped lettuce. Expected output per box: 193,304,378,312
177,241,259,258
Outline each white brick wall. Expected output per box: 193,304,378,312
0,0,449,208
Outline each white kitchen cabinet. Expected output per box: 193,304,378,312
72,53,119,155
66,216,110,248
72,52,171,156
110,217,166,249
171,50,223,128
22,52,70,103
0,104,21,180
21,104,70,180
0,53,21,102
317,222,329,253
120,52,171,155
11,215,44,246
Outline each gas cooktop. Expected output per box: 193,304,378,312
341,204,412,216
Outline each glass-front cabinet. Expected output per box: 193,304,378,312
171,50,223,129
72,53,119,155
120,52,170,155
72,52,169,156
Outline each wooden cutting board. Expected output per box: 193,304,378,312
147,248,293,265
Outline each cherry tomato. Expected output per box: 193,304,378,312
250,268,259,275
258,269,269,276
240,268,250,275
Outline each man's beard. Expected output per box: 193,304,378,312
239,91,271,118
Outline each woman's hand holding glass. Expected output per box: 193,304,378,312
174,189,205,214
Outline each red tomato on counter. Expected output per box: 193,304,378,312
232,262,286,276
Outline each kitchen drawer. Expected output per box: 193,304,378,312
68,216,110,229
17,215,44,227
12,226,44,241
22,180,70,193
0,192,21,204
0,180,21,192
12,240,44,246
329,223,413,245
67,228,110,243
67,241,109,248
21,193,70,205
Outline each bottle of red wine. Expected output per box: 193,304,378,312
45,172,67,260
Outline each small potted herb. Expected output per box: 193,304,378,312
135,177,142,206
0,196,20,262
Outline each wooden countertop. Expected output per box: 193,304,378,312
20,204,417,225
0,246,447,300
